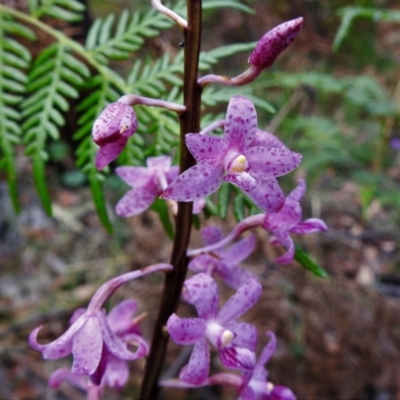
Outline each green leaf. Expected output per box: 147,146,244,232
32,156,52,216
203,0,254,14
294,246,328,278
89,172,113,233
150,198,174,240
233,193,245,221
217,182,230,220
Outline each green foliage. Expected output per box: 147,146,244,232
333,6,400,51
29,0,85,21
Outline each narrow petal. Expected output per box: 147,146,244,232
166,165,180,183
287,179,305,203
253,331,277,381
98,312,138,360
219,346,256,370
218,264,258,290
29,313,88,359
48,368,88,390
115,187,157,217
245,147,302,179
188,254,217,274
124,333,149,357
224,172,257,191
193,198,206,214
270,385,297,400
216,279,262,325
245,178,285,213
104,353,129,389
201,226,224,246
227,321,258,352
290,218,327,234
224,96,257,149
179,338,210,385
184,273,219,320
107,299,137,334
115,166,156,188
167,314,206,345
263,201,302,231
239,386,257,400
161,164,224,201
146,155,171,170
95,137,127,170
221,234,256,265
72,316,103,376
272,231,295,264
69,308,86,325
251,129,288,150
186,133,229,166
90,344,108,385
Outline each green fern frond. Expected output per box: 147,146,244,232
29,0,85,22
21,43,89,215
86,5,182,63
0,14,34,213
202,0,254,14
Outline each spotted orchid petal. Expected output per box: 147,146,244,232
107,299,138,334
188,253,217,274
95,137,128,170
290,218,327,234
228,321,258,352
146,155,171,170
184,273,219,320
161,164,224,201
225,96,258,149
71,315,103,375
104,353,130,389
287,179,306,202
218,263,258,290
270,385,297,400
263,201,302,232
29,312,87,358
216,279,262,326
48,368,88,390
253,331,276,381
116,166,157,188
245,178,285,213
185,134,229,167
116,187,158,217
239,385,257,400
179,338,210,385
224,172,257,191
201,226,224,246
251,129,289,150
219,346,256,371
167,314,206,345
220,234,256,265
272,230,295,264
244,146,302,179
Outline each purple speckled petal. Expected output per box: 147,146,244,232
290,218,327,234
188,254,217,274
107,299,137,334
221,234,256,265
161,164,224,201
193,198,206,214
251,130,288,150
95,136,127,170
146,155,171,170
218,263,258,290
227,321,258,352
245,178,285,213
104,353,129,389
224,172,257,192
270,385,297,400
71,316,103,375
179,338,210,385
29,313,88,359
167,314,206,345
271,230,295,264
98,312,138,360
216,279,262,325
89,344,108,385
239,385,257,400
166,165,180,183
224,96,257,149
115,187,157,217
287,179,305,203
253,331,276,381
184,273,219,320
48,368,88,390
245,147,302,179
248,17,303,69
69,308,86,325
264,201,302,232
219,346,256,371
124,333,149,357
115,166,156,188
186,133,229,166
201,226,224,246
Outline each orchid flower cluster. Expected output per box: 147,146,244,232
29,2,328,400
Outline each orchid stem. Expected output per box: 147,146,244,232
140,1,203,399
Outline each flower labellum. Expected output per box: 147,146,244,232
249,17,303,69
92,100,138,170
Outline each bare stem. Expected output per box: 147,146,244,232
118,94,186,114
198,65,262,88
151,0,188,29
139,1,203,399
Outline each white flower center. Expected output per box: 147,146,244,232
229,154,249,173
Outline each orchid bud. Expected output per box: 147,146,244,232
92,101,138,170
249,17,303,69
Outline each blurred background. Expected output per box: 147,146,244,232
1,0,400,399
